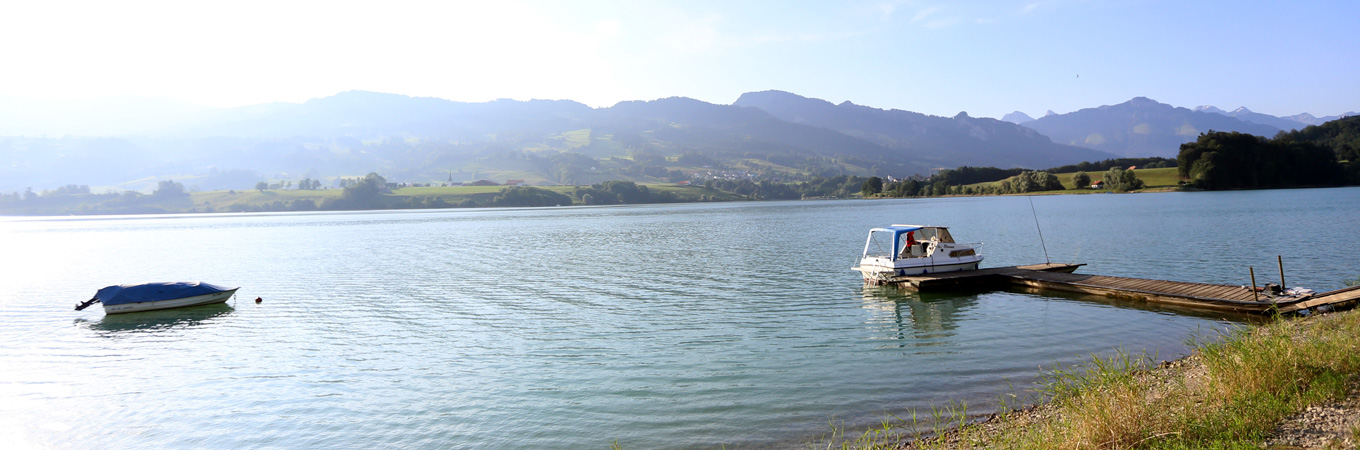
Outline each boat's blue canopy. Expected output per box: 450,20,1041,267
870,225,922,236
867,226,922,258
95,282,233,306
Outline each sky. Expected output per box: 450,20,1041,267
1,0,1357,119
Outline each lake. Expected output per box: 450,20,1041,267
2,187,1357,449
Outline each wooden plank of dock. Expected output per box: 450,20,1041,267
1001,270,1277,313
893,262,1357,315
1278,286,1360,314
889,263,1083,290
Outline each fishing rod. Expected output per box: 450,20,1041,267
1028,195,1050,264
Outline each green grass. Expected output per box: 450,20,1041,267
560,129,592,147
393,186,509,195
1053,167,1181,191
192,189,341,203
825,308,1360,449
961,167,1183,193
174,183,735,213
644,184,742,201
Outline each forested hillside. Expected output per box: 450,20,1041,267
0,91,1116,194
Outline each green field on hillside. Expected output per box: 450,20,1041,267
1054,167,1180,190
963,167,1181,193
180,183,734,212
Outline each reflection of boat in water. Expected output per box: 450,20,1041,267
78,303,235,333
852,225,983,284
859,283,978,347
75,282,239,314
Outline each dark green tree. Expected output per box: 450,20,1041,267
493,186,572,207
153,180,188,198
1278,115,1360,162
861,177,883,197
333,172,391,209
1178,131,1343,190
1072,171,1091,189
1102,167,1144,192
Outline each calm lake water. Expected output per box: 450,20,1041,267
3,187,1358,449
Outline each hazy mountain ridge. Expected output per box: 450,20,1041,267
1192,105,1315,131
0,95,216,136
1,91,1344,192
597,96,923,165
162,91,597,140
1,92,940,191
0,91,1115,192
1192,104,1358,129
1023,97,1283,158
733,90,1115,169
1001,111,1035,124
1281,112,1360,126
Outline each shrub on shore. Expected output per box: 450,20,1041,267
814,307,1360,449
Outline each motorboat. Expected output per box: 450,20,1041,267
75,282,239,314
852,225,983,284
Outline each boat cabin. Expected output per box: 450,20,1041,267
853,224,984,282
860,225,964,261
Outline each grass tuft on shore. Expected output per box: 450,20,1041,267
822,309,1360,450
998,311,1358,449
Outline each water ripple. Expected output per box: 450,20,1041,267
1,189,1356,448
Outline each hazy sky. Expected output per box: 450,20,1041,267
2,0,1356,118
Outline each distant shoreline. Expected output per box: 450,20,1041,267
13,177,1358,218
0,185,1229,217
0,187,1149,217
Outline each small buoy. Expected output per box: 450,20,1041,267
255,297,263,304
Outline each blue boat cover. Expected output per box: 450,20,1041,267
870,225,922,235
869,226,922,257
95,282,234,306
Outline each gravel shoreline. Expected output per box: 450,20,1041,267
899,312,1360,450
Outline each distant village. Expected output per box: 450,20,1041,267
389,169,919,190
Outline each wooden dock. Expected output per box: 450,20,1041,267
891,263,1360,315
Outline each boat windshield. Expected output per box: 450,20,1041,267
862,229,898,259
913,227,954,243
861,226,961,261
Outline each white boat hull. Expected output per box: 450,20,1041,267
853,225,984,284
854,257,984,284
103,289,239,314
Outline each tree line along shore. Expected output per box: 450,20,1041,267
3,126,1358,216
0,166,1178,216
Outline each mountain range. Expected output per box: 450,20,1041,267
0,91,1350,192
0,91,1114,192
1022,97,1284,158
732,91,1110,169
1005,103,1354,131
1193,105,1358,128
1006,101,1355,158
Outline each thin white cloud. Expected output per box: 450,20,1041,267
875,1,901,21
851,0,918,22
1022,0,1062,15
910,7,941,23
748,30,869,45
923,17,962,29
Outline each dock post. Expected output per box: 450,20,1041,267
1277,255,1286,290
1250,267,1259,302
